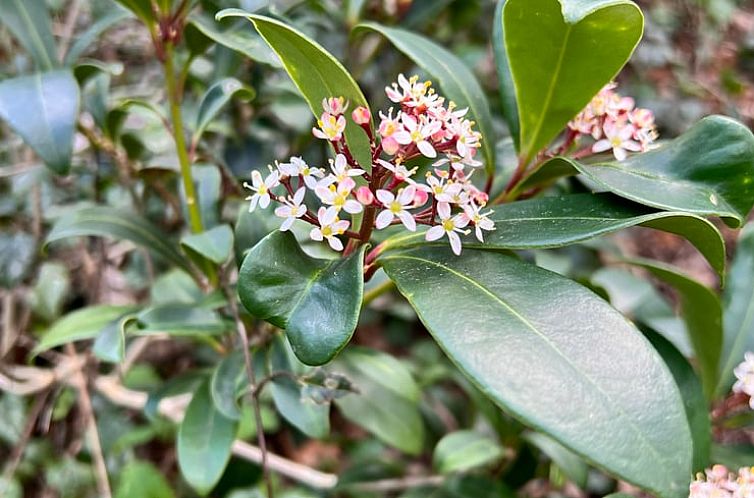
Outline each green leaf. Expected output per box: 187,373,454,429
33,305,137,355
493,0,519,149
178,379,238,496
133,304,229,337
114,0,156,26
717,222,754,397
504,0,643,163
28,262,70,322
380,247,692,498
625,259,722,401
0,71,80,174
0,0,58,70
524,431,588,487
93,320,128,363
354,23,496,175
185,14,281,67
645,330,711,472
711,444,754,469
210,351,246,420
0,232,35,288
334,348,425,455
382,193,725,278
572,116,754,228
238,231,366,366
193,78,255,145
45,207,193,274
64,8,131,66
433,431,504,474
181,225,234,265
115,461,175,498
216,10,373,168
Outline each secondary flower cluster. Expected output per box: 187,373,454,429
733,352,754,409
689,465,754,498
245,75,494,255
568,82,658,161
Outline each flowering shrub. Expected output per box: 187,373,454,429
1,1,754,498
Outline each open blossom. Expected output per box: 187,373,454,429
593,121,642,161
315,177,363,215
689,465,754,498
461,204,495,242
378,109,411,155
327,154,365,184
375,186,417,231
733,352,754,409
426,202,470,256
277,157,324,189
402,114,442,158
244,169,280,212
310,207,350,252
274,187,307,231
377,159,416,182
313,112,346,141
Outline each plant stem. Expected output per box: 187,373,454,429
164,43,203,234
362,280,395,307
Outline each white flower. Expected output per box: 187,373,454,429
322,97,348,116
425,202,470,256
378,109,411,155
315,178,363,214
274,187,307,231
375,186,417,231
461,203,495,242
277,157,325,189
377,159,417,182
434,181,468,207
244,169,280,212
310,206,350,252
733,352,754,409
313,112,347,141
402,114,441,158
329,154,365,183
592,121,641,161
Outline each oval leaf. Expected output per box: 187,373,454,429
238,231,366,366
133,304,229,337
572,115,754,228
382,193,725,278
354,22,496,175
504,0,643,163
380,247,692,498
0,71,80,174
433,431,504,474
193,79,255,145
178,379,237,496
210,351,246,420
216,10,373,168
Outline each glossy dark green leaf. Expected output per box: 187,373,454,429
115,461,175,498
433,431,504,474
573,116,754,228
238,231,366,366
381,247,692,498
178,379,237,496
193,78,255,145
216,10,373,168
133,304,229,337
626,259,722,400
45,207,192,273
185,14,281,67
210,351,246,420
33,305,138,356
354,23,496,175
181,225,234,265
382,193,725,278
524,431,588,487
0,71,80,174
504,0,643,163
64,8,131,65
717,222,754,397
645,330,711,472
493,0,519,149
0,0,58,70
334,348,424,455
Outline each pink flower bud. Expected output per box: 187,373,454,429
352,106,371,125
355,186,375,205
412,188,429,208
322,97,348,116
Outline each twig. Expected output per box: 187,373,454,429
57,0,84,60
342,475,445,492
1,389,50,481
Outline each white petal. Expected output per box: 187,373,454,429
251,170,263,188
293,187,306,205
248,195,259,212
418,140,437,158
398,185,416,205
613,147,627,161
344,200,364,214
347,168,366,177
259,194,271,209
426,225,445,241
393,131,412,145
321,206,339,225
303,175,318,189
437,202,451,220
375,210,395,229
327,236,344,252
375,189,395,205
398,210,416,231
280,217,295,231
274,206,290,218
475,225,484,242
592,140,611,153
448,231,462,255
310,228,323,241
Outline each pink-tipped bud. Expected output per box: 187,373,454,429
352,106,371,125
355,186,375,205
412,188,429,208
323,97,348,116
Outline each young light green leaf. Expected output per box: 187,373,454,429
181,225,234,265
504,0,643,163
573,116,754,228
524,431,588,487
45,207,193,274
334,348,425,455
193,79,255,145
178,379,237,496
493,0,519,149
216,10,373,168
185,14,280,67
114,461,175,498
33,305,138,356
717,223,754,397
0,0,58,70
433,431,504,474
354,23,496,176
625,259,722,401
645,330,711,472
238,231,366,366
381,247,692,498
382,193,726,278
0,71,80,175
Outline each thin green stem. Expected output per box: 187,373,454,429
362,279,395,307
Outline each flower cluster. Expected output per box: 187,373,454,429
689,465,754,498
244,75,494,256
568,82,658,161
733,352,754,409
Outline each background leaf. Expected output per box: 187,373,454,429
114,460,175,498
493,0,519,150
433,431,504,474
185,14,281,67
193,78,255,145
523,431,588,487
0,0,58,70
181,225,234,265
